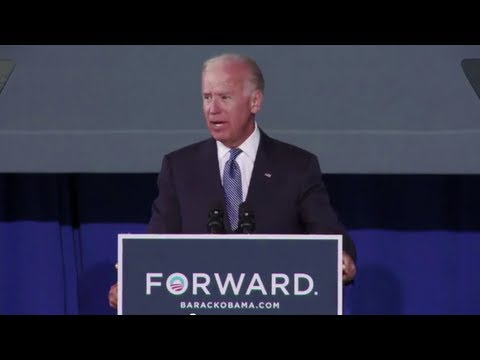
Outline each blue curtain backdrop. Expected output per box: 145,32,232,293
1,173,479,315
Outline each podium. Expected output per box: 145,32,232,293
118,234,343,315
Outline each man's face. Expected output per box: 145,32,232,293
202,61,262,148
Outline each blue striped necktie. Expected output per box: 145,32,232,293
223,148,243,231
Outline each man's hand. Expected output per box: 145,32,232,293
342,252,357,284
109,283,118,309
109,263,118,309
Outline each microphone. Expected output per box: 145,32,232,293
207,201,226,234
237,202,255,234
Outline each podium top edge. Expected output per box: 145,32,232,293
117,234,343,241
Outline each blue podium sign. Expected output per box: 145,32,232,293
118,234,343,315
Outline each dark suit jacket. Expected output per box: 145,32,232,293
148,129,356,262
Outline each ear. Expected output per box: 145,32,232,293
250,90,263,114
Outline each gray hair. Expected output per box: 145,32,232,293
202,53,265,93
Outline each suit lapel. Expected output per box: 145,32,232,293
200,138,225,208
246,129,275,207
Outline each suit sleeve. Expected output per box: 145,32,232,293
298,155,357,262
147,154,182,234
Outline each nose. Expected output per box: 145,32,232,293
209,98,220,114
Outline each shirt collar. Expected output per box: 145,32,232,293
217,121,260,162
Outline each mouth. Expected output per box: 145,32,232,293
210,121,227,129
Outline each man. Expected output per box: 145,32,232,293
109,53,356,309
